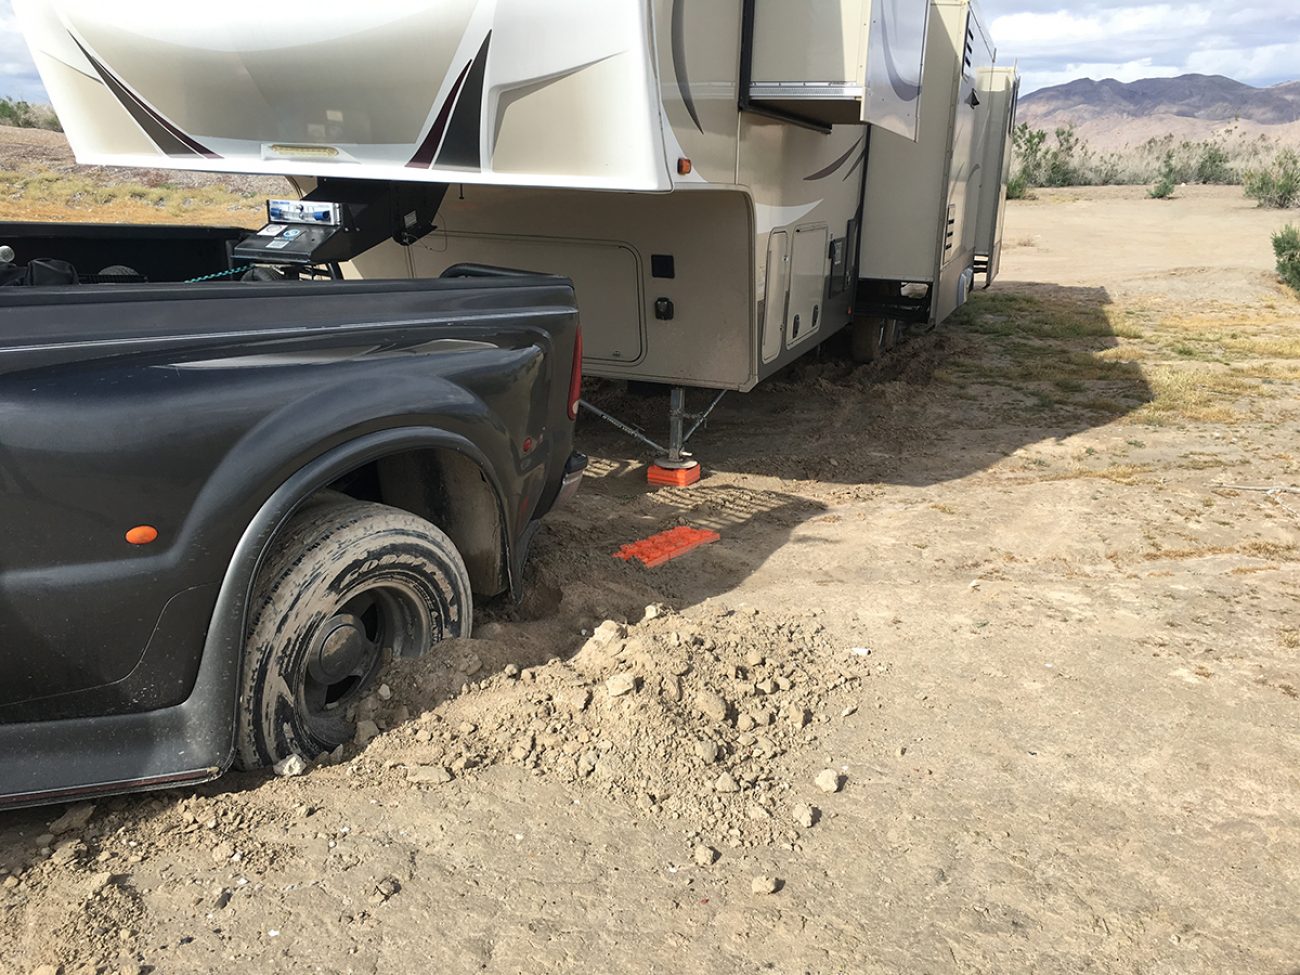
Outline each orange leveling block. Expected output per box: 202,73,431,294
614,526,721,568
647,461,701,487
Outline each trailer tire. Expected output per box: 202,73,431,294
882,319,899,351
234,498,472,770
850,314,891,363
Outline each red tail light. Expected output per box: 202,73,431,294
567,325,583,421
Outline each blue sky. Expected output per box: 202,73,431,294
0,2,1296,99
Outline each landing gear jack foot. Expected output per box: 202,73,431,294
648,461,701,487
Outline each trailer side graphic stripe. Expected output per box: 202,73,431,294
72,39,219,160
407,56,475,169
436,32,492,171
804,137,865,181
671,0,704,133
877,0,923,102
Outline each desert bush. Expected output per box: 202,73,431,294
1042,126,1089,186
1149,152,1178,199
1244,150,1300,208
1007,124,1290,192
1195,143,1234,184
1274,225,1300,293
0,97,61,132
1009,123,1046,192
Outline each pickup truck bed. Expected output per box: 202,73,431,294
0,222,584,807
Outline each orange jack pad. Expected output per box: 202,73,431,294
647,463,701,487
614,526,721,568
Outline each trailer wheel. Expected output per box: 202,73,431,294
234,498,472,770
850,314,891,363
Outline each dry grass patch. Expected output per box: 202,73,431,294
0,166,264,226
1130,367,1260,424
1140,540,1299,562
1240,362,1300,381
1223,335,1300,360
1041,464,1152,485
1095,345,1150,363
959,290,1144,340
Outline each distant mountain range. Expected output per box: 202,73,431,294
1017,74,1300,150
1021,74,1300,126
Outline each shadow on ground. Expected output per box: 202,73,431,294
579,283,1154,487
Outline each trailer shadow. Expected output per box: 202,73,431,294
579,283,1155,489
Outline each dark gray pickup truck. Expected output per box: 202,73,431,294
0,221,585,809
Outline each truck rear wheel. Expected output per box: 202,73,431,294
235,498,472,770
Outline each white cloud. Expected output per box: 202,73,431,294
983,0,1300,92
1019,59,1183,94
1185,41,1300,84
991,5,1212,52
0,0,45,101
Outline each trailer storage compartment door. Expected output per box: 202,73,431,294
747,0,929,138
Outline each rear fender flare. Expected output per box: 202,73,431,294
188,427,510,773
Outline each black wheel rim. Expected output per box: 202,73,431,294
300,581,432,742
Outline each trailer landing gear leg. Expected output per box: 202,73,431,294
578,387,726,488
648,387,701,487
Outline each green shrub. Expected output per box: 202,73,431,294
1244,150,1300,208
1003,122,1289,193
1149,152,1178,199
1042,125,1088,187
1274,224,1300,293
0,97,61,132
1195,143,1234,184
1010,123,1046,189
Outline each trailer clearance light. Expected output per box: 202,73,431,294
568,326,583,422
125,525,159,546
677,157,693,176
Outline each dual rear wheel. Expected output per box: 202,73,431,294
234,499,472,770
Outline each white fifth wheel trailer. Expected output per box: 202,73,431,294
15,0,1016,479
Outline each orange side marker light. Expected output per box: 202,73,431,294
125,525,159,546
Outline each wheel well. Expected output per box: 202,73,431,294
322,448,508,598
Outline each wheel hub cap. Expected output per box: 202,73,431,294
309,613,369,685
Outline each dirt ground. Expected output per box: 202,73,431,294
1,184,1298,975
0,126,276,227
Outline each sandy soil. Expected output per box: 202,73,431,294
1,185,1298,975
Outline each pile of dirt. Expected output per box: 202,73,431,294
341,604,876,850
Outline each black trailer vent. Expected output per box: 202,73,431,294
944,203,956,253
